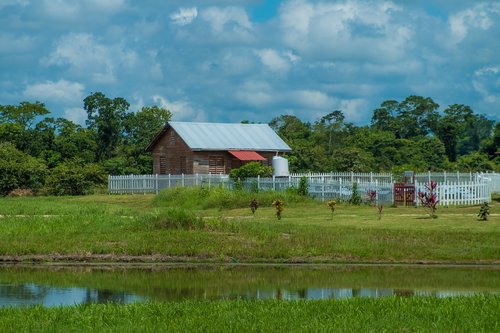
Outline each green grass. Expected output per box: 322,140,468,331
0,188,498,263
0,296,499,332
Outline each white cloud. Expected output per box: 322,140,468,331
292,89,334,110
63,107,87,125
23,79,84,104
235,81,276,107
279,0,409,62
449,3,500,44
254,49,290,72
41,0,126,18
201,6,252,33
45,33,137,84
152,95,207,122
171,7,198,26
0,0,29,9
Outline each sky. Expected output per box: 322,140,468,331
1,0,499,126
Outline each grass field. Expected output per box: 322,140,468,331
0,188,498,263
0,296,499,332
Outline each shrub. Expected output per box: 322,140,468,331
0,143,47,195
272,199,284,220
143,208,205,230
349,182,362,205
418,181,439,218
45,160,107,195
298,176,308,196
229,162,272,181
477,202,490,221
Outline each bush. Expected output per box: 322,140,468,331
0,143,47,195
45,160,107,195
297,176,308,196
229,162,272,181
142,208,205,230
349,182,362,205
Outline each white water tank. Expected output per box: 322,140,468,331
272,156,289,177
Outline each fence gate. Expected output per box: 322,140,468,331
393,183,415,206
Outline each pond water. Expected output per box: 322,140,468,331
0,264,499,307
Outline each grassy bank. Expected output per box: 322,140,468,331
0,296,499,332
0,189,498,263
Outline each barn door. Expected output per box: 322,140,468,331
209,156,225,174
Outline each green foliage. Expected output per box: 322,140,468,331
349,182,362,205
84,92,130,161
45,160,107,196
272,199,284,220
229,162,272,181
297,176,308,196
478,202,490,221
0,142,47,195
142,208,205,230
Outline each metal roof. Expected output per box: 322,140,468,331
168,121,291,151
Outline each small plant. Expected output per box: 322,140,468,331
377,204,383,220
349,182,362,205
250,198,259,214
477,202,490,221
327,200,336,220
418,181,439,218
298,176,308,196
272,199,284,220
367,190,377,206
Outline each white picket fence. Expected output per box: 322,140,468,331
415,180,491,207
108,172,493,206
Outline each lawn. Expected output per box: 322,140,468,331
0,188,498,264
0,296,499,332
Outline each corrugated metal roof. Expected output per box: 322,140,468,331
229,150,266,161
168,121,291,151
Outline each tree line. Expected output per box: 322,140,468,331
269,95,499,174
0,93,498,195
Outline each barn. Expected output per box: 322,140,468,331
146,121,292,175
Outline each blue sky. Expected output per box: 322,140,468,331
1,0,499,126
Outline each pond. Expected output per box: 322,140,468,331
0,264,499,307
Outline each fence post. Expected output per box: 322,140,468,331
273,175,276,191
182,173,185,187
257,175,260,191
155,174,158,195
168,174,171,188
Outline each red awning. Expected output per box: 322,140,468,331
228,150,266,161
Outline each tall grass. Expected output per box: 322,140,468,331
153,186,316,210
0,296,499,332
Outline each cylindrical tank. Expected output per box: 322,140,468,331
272,156,289,177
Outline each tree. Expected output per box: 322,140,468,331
83,92,130,161
435,104,473,162
371,100,399,133
0,142,47,195
396,95,440,138
0,101,49,129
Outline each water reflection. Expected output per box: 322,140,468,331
0,264,499,307
0,283,144,307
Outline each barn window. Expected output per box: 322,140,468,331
209,156,225,174
159,156,167,174
169,132,175,146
